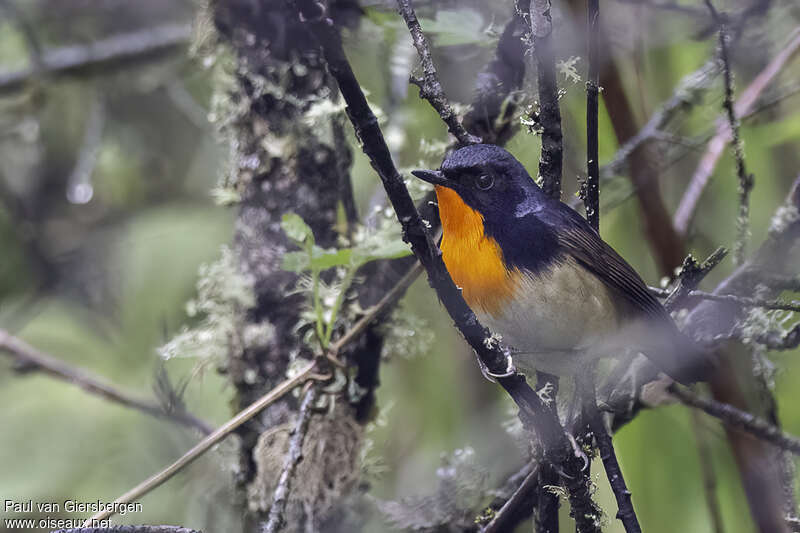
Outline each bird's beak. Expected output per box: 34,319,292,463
411,169,450,187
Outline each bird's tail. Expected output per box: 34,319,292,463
637,320,716,385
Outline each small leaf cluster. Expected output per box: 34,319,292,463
280,213,412,350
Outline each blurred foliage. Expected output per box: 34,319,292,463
0,1,799,532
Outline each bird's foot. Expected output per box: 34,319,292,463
475,351,516,382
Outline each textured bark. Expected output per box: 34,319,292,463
210,1,364,530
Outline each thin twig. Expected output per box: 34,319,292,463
650,287,800,313
83,360,319,525
689,292,800,313
328,262,423,357
704,0,753,264
598,58,720,182
0,329,213,435
663,247,728,310
263,386,318,533
669,384,800,456
580,372,641,533
530,0,564,200
0,23,192,94
583,0,600,230
482,463,541,533
674,26,800,236
396,0,480,146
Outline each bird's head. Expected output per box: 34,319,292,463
411,144,548,228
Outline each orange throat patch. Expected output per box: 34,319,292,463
435,185,517,315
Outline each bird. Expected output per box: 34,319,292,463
411,144,712,385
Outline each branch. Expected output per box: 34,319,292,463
530,0,564,200
599,57,720,182
396,0,480,146
652,285,800,313
0,23,192,94
481,463,541,533
582,2,689,274
534,373,563,533
663,247,729,310
583,0,600,230
83,360,320,525
0,329,213,435
579,372,641,533
669,384,800,456
674,26,800,235
704,0,753,264
686,292,800,313
262,386,318,533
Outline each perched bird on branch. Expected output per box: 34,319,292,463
412,144,712,384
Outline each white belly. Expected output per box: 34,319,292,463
474,258,622,376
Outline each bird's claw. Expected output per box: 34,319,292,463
476,352,516,382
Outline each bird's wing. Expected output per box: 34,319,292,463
538,203,671,324
533,202,713,384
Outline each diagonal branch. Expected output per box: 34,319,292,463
83,360,320,526
674,26,800,235
0,329,213,435
481,463,541,533
397,0,480,146
669,384,800,456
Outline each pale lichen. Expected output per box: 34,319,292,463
158,247,270,365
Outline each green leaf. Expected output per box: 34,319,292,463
309,246,353,270
354,239,412,264
281,251,310,273
418,10,490,47
281,213,314,247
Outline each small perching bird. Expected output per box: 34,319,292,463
412,144,712,385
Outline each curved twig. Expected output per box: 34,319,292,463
396,0,480,146
83,360,319,525
0,330,213,435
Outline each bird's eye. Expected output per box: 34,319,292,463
475,174,494,190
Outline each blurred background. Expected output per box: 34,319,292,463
1,0,800,532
